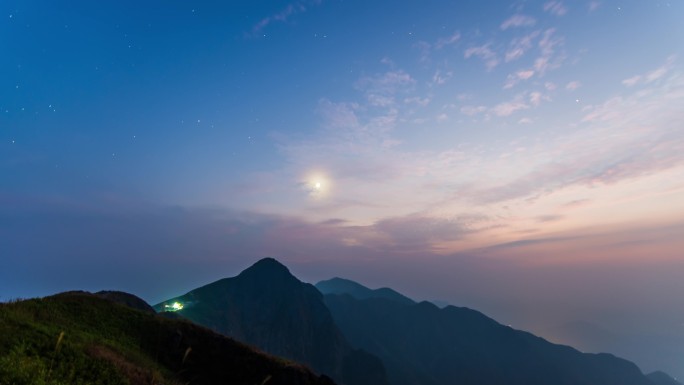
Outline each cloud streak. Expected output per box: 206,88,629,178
464,44,499,70
251,0,322,35
500,14,537,30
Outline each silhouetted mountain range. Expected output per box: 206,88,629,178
154,258,388,385
316,277,415,305
12,258,671,385
316,278,664,385
150,257,677,385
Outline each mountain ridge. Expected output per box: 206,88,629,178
317,276,665,385
155,258,388,385
316,277,415,305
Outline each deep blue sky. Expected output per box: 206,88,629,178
3,0,684,378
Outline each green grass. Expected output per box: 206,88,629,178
0,294,175,385
0,292,333,385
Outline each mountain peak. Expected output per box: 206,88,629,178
237,257,297,282
250,257,289,271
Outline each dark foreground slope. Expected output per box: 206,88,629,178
0,291,335,385
319,280,656,385
155,258,388,385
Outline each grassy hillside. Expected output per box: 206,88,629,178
0,291,335,385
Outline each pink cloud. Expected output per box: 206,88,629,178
543,1,568,16
492,101,529,116
566,81,581,90
500,14,536,30
465,44,499,70
505,31,540,62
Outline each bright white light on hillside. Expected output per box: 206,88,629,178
164,301,184,311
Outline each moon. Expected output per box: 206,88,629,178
303,173,330,197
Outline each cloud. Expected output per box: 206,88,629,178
251,0,322,35
504,69,536,89
435,32,461,49
415,32,461,63
492,100,529,116
503,29,563,88
505,31,540,62
356,70,416,107
543,1,568,16
464,44,499,70
535,214,564,223
645,56,676,82
565,81,581,90
372,214,472,251
431,70,453,85
475,74,684,204
534,29,565,75
622,58,676,87
528,91,548,107
621,75,641,87
460,105,487,116
404,96,431,106
588,2,601,12
500,14,536,30
317,99,361,130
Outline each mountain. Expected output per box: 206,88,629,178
155,258,388,385
648,371,682,385
541,320,684,383
316,277,415,305
321,279,655,385
0,291,335,385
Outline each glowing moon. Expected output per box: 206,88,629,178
303,172,330,197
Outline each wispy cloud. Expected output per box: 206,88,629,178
565,81,581,90
504,69,536,89
251,0,322,35
460,105,487,116
415,31,461,63
500,14,537,30
464,44,499,70
505,31,540,62
431,70,453,86
621,75,641,87
477,71,684,204
435,32,461,49
492,99,529,116
534,28,565,75
623,56,677,87
543,1,568,16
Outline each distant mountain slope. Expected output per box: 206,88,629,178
648,371,682,385
155,258,388,385
323,290,655,385
316,277,415,305
0,291,335,385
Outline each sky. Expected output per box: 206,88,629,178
2,0,684,378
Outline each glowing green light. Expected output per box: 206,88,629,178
164,301,184,311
